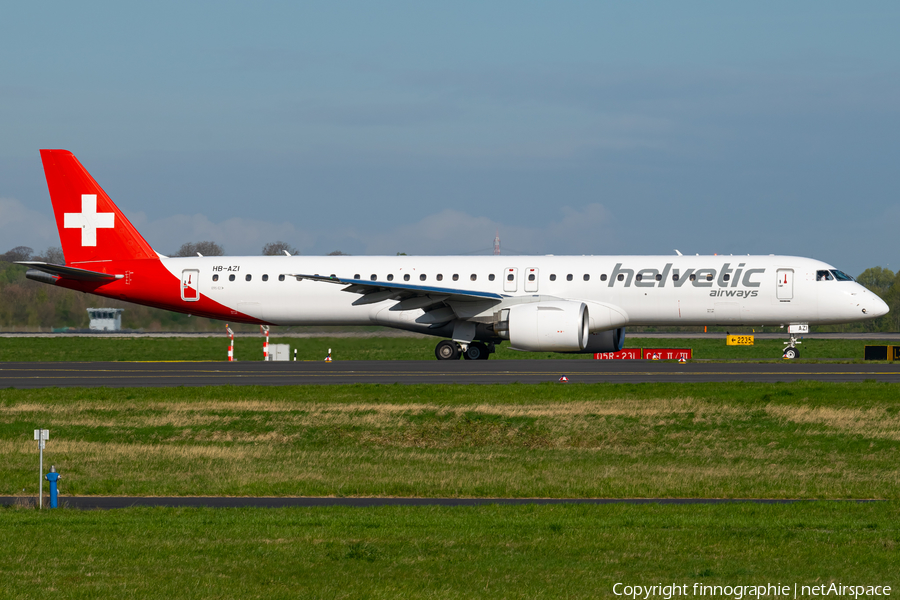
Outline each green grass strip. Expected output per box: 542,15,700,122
3,382,899,499
0,503,897,599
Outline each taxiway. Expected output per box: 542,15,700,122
1,360,899,387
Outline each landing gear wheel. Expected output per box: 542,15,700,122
435,340,461,360
783,331,802,360
463,342,490,360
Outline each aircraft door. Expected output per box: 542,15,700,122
524,267,539,293
504,267,518,292
181,269,200,301
776,269,793,300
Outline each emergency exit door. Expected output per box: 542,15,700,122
776,269,793,300
503,268,518,292
524,267,539,292
181,269,200,301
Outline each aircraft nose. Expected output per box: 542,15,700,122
868,295,890,318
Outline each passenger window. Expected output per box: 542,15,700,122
229,274,235,282
528,274,536,281
437,274,443,281
655,274,662,281
262,274,268,281
452,274,459,281
706,273,713,281
420,274,426,281
673,273,679,281
566,274,573,281
635,274,642,282
550,274,557,281
245,274,252,281
278,275,285,282
583,274,589,281
600,274,607,281
488,274,494,281
370,274,377,281
617,274,624,281
689,274,696,281
354,274,360,279
212,274,219,282
404,274,410,281
507,274,514,281
723,274,730,281
387,274,394,281
470,274,477,281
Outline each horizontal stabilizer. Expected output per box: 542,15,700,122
17,261,123,282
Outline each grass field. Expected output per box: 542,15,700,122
1,503,897,599
3,382,899,499
0,335,895,361
4,380,898,597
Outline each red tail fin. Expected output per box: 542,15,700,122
40,149,157,265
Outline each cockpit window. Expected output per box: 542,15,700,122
816,270,834,281
831,270,855,282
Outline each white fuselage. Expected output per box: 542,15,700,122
36,149,888,357
162,254,887,333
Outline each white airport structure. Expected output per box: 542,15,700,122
267,344,291,361
87,308,124,331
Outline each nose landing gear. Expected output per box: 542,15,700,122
782,324,808,360
783,341,800,360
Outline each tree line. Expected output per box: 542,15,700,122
170,241,349,257
1,244,897,332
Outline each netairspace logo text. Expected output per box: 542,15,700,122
612,583,892,599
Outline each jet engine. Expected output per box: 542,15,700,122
496,301,590,352
581,327,626,353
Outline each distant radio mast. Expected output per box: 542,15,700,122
493,230,501,255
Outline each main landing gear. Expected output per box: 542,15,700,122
434,340,492,360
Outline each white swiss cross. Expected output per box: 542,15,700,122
64,194,115,247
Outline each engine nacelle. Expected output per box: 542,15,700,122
581,327,626,353
503,301,590,352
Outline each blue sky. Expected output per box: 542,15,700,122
1,1,898,274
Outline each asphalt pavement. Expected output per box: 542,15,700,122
1,360,900,387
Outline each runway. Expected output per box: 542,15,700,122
2,360,900,387
0,496,879,509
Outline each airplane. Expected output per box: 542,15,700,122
18,149,889,360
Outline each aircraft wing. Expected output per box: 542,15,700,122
287,274,505,322
17,261,123,282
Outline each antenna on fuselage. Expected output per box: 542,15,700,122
674,249,683,256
